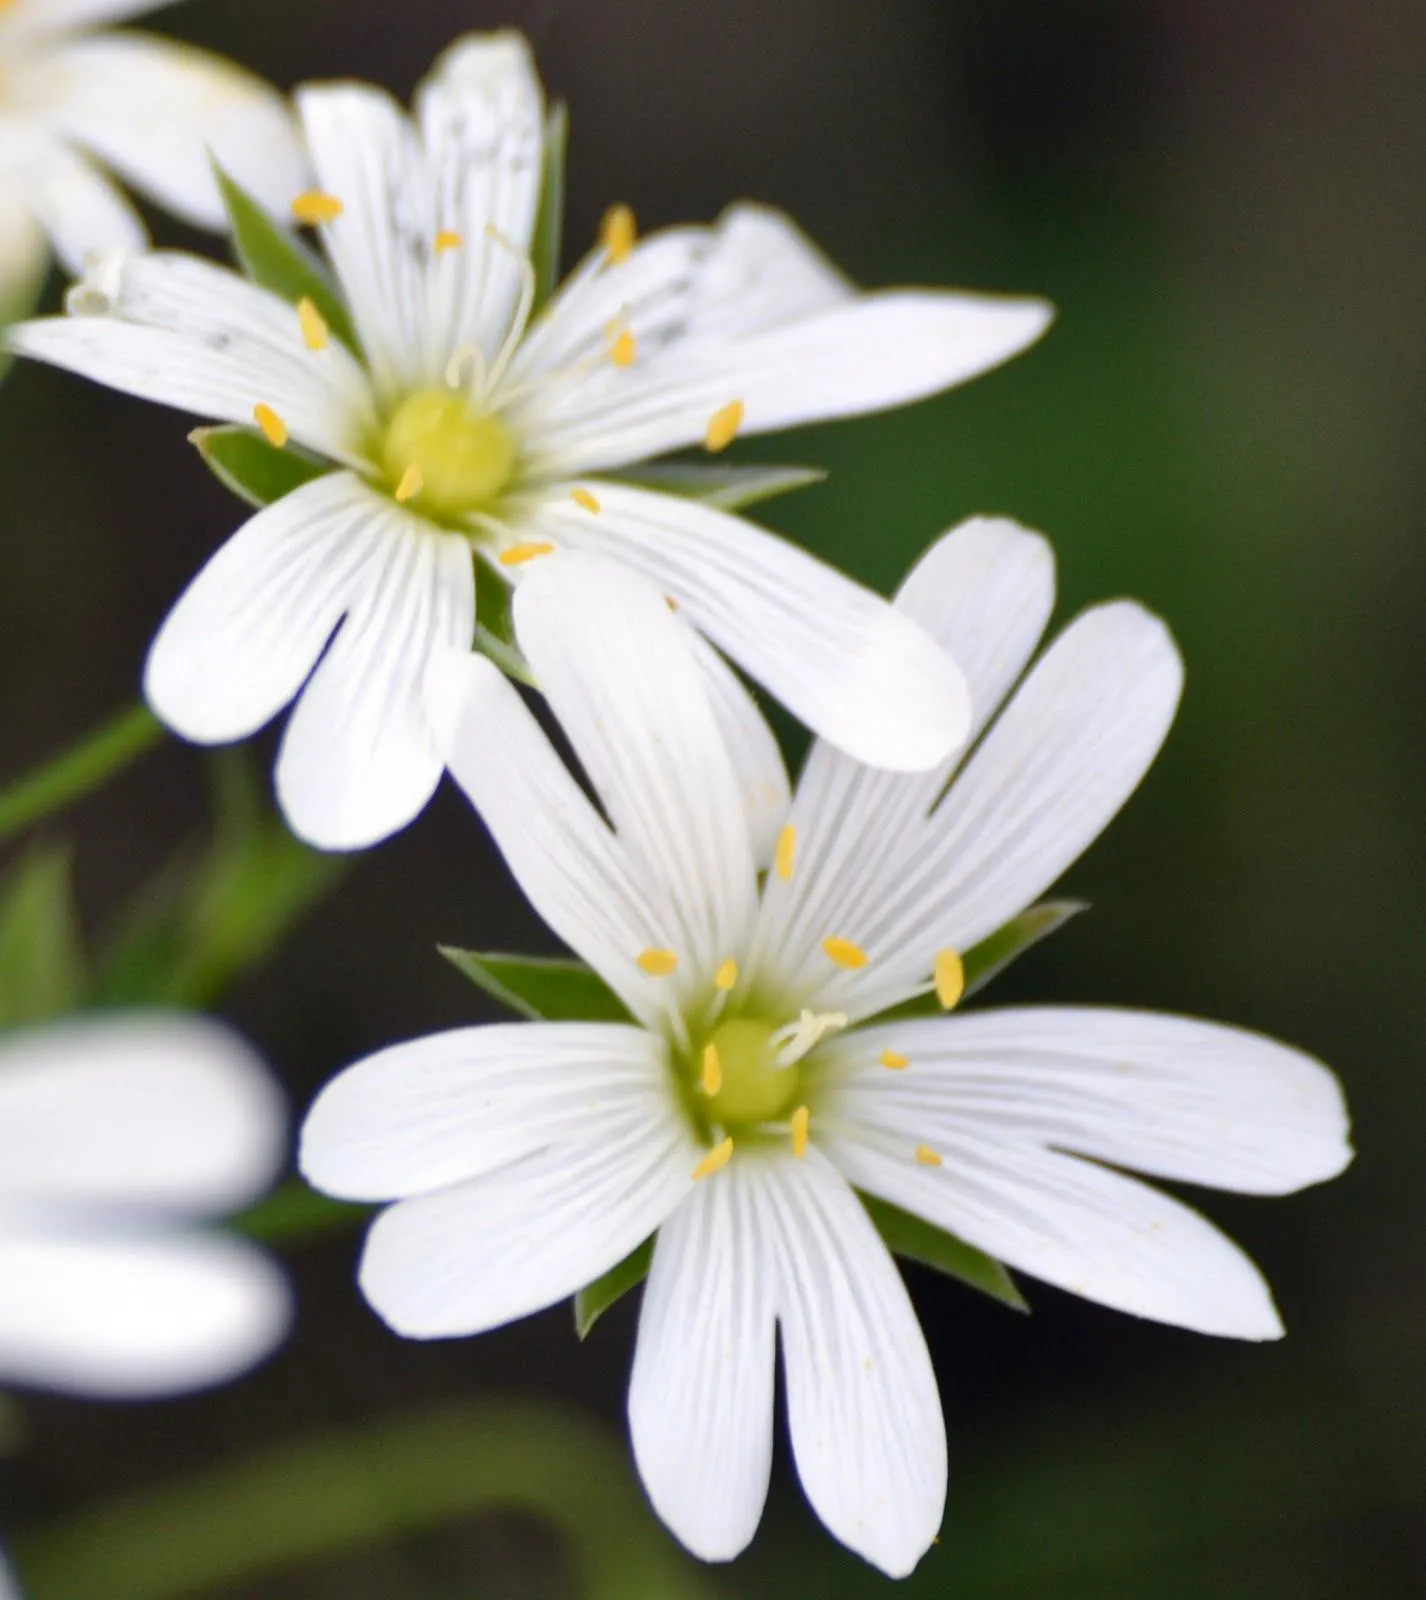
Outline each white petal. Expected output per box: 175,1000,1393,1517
766,1148,946,1577
31,35,307,228
0,188,48,324
0,1013,285,1212
0,1548,18,1600
629,1157,776,1564
275,493,475,851
513,555,758,991
518,482,970,772
0,1228,291,1398
750,518,1055,1008
1,0,169,33
826,1009,1352,1197
8,251,376,463
301,1021,667,1202
358,1114,696,1339
825,1112,1284,1341
145,472,387,745
431,651,676,1027
5,128,144,275
415,31,545,375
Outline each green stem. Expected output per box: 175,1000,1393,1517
0,703,164,846
11,1402,710,1600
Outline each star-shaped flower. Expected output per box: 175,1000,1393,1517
0,1011,290,1398
0,0,304,297
299,527,1351,1574
9,30,1051,851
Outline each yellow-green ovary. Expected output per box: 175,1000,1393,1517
701,1017,800,1126
381,389,515,517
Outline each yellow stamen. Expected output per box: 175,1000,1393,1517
692,1136,733,1181
915,1144,943,1167
774,824,796,883
570,487,601,513
822,936,867,970
291,190,343,225
637,947,678,977
933,948,965,1011
434,229,463,255
297,297,329,352
608,327,637,367
498,541,555,567
395,463,423,504
700,1042,723,1096
705,399,745,453
714,958,738,991
790,1104,810,1159
252,403,288,448
600,203,636,263
879,1048,909,1071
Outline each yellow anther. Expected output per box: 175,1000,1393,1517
700,1042,723,1096
297,297,329,352
395,463,423,504
600,202,636,263
822,936,867,970
714,958,738,991
291,190,343,225
774,824,796,883
637,947,678,977
691,1136,734,1181
252,403,288,448
434,230,463,255
570,487,601,513
790,1104,810,1159
915,1144,943,1167
705,399,745,453
933,948,965,1011
498,541,555,567
608,327,637,367
879,1048,909,1071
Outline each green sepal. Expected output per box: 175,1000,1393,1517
574,1236,654,1340
439,948,632,1023
861,1194,1027,1311
213,164,360,355
531,102,568,314
613,462,827,513
473,565,534,686
0,843,87,1026
190,425,336,510
235,1180,369,1246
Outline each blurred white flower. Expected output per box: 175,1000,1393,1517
9,29,1052,852
0,0,306,299
0,1011,291,1398
299,533,1350,1575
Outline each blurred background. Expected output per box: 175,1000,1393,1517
0,0,1421,1594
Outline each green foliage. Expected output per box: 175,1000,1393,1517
860,1194,1027,1311
614,461,827,513
440,947,632,1022
473,562,535,684
0,703,162,848
213,165,360,354
575,1236,655,1339
190,425,334,509
235,1181,369,1245
532,102,568,313
0,844,86,1026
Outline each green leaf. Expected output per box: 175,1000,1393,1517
213,164,360,354
439,947,631,1022
613,461,827,513
0,843,86,1026
861,1194,1028,1311
574,1236,654,1339
531,102,568,313
190,425,335,509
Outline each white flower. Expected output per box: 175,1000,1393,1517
0,1011,291,1398
8,30,1052,852
0,0,305,297
299,529,1351,1574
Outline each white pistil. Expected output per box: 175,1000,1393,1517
771,1008,848,1067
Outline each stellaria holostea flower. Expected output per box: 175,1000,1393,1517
299,531,1351,1574
8,30,1052,851
0,1011,291,1398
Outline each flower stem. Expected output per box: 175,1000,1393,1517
0,702,164,846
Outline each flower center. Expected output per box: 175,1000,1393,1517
380,389,515,517
699,1017,801,1126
